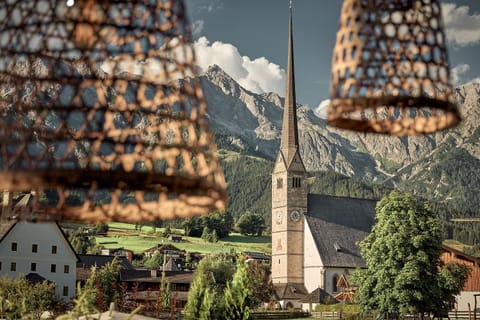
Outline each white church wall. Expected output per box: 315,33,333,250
303,219,324,293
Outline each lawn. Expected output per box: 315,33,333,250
95,223,271,255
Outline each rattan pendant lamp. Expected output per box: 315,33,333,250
328,0,461,135
0,0,227,222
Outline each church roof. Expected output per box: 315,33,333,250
301,287,334,303
279,2,300,167
273,283,308,301
306,194,377,268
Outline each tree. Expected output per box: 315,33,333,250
183,269,215,320
183,252,237,319
245,260,274,308
67,228,96,254
183,211,233,238
203,210,233,238
353,191,469,317
435,263,471,317
236,212,265,236
144,254,164,269
201,226,218,243
0,277,61,319
84,258,122,311
222,258,251,320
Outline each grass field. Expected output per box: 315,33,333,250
94,223,271,255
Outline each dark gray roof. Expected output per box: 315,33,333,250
306,194,377,268
301,287,334,303
25,273,49,284
120,269,194,284
77,254,134,270
273,283,308,301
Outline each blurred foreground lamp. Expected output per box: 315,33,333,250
328,0,461,135
0,0,227,222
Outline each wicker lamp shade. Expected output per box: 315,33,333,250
0,0,227,222
329,0,460,135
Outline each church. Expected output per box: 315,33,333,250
271,3,377,309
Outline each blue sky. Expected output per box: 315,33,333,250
184,0,480,115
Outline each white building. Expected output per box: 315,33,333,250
0,200,78,301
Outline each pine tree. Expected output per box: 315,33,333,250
183,272,214,320
221,258,251,320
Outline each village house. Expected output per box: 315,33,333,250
0,193,78,301
441,245,480,310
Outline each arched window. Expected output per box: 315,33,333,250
332,274,339,292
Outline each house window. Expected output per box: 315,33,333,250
51,264,56,273
51,245,57,254
10,262,16,271
0,261,2,270
64,265,70,274
332,274,339,293
63,286,69,297
31,263,37,272
277,178,283,189
32,244,38,253
11,242,17,251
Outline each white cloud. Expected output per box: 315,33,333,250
451,63,470,84
471,77,480,84
314,99,330,119
193,37,286,95
442,3,480,46
191,20,204,37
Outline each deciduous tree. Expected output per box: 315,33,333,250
354,192,469,317
236,212,265,236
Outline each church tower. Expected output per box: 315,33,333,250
271,1,307,286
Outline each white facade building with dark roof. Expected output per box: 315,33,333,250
0,220,78,301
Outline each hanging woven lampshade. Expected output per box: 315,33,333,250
0,0,227,222
329,0,461,135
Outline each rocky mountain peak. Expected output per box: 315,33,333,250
204,64,240,96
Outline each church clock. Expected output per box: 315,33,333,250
276,211,283,224
290,210,300,222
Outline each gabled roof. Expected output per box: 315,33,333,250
273,283,308,301
306,194,376,268
243,251,271,261
301,287,334,303
0,220,16,242
25,273,49,285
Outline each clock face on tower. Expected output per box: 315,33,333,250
276,211,283,224
290,210,300,222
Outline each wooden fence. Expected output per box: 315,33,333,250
250,311,311,319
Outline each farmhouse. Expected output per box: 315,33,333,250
0,194,78,301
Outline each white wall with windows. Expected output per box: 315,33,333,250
0,222,77,300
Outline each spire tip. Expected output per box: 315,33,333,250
290,0,292,9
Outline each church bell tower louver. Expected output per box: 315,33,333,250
271,0,307,286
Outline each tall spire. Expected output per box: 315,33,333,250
280,0,299,166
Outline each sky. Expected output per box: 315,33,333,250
183,0,480,117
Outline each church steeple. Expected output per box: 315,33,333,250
271,0,307,292
280,0,299,166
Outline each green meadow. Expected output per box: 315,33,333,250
93,222,271,255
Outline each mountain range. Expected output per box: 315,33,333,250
200,64,480,240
